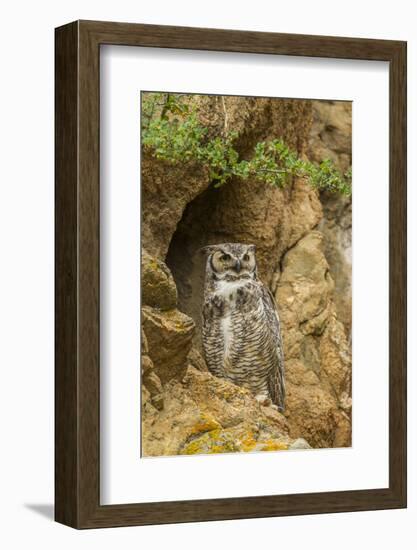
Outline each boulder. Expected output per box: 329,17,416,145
142,305,195,384
141,249,177,310
142,367,298,457
289,438,312,450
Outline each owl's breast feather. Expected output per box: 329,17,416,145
214,279,250,360
215,279,247,301
221,313,233,357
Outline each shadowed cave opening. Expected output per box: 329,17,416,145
165,181,353,354
165,183,231,350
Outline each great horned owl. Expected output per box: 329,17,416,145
201,243,285,411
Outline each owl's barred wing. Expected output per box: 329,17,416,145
260,286,286,411
201,298,226,378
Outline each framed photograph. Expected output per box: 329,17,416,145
55,20,406,528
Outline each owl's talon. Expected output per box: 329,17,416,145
255,394,272,407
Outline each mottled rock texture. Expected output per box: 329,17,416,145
142,305,194,385
141,95,352,455
142,248,178,310
276,231,351,447
309,100,352,337
142,366,304,457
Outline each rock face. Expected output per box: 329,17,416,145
141,248,194,399
142,366,309,457
308,100,352,174
276,231,351,447
308,100,352,337
142,249,178,310
141,329,164,411
142,306,195,384
142,156,209,259
140,94,352,455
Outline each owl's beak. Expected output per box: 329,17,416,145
234,259,242,273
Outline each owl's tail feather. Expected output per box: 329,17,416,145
268,365,285,412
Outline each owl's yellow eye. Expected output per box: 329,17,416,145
220,253,231,262
243,254,250,262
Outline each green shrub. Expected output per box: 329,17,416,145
141,93,352,196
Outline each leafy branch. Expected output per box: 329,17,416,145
141,93,352,196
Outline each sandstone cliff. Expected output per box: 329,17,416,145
141,95,352,456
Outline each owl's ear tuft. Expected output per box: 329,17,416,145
199,245,218,256
248,244,257,253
